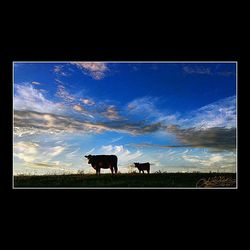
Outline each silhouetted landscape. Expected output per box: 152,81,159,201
14,172,236,188
14,62,237,187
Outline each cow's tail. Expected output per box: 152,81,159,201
114,156,118,173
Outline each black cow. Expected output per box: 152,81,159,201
85,154,118,174
134,162,150,174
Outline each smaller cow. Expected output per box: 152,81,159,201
134,162,150,174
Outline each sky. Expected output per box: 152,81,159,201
13,62,237,175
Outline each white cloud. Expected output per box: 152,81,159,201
14,141,39,162
187,96,236,129
73,104,85,112
101,145,143,165
13,140,79,175
14,84,64,114
48,146,65,157
102,145,113,152
81,98,95,106
71,62,109,80
182,152,236,170
31,81,41,85
209,155,223,163
127,96,165,122
128,97,156,113
14,141,66,164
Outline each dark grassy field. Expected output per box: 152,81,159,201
14,172,237,188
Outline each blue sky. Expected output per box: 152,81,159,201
13,62,237,174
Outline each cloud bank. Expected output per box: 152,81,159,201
14,110,163,137
166,125,236,151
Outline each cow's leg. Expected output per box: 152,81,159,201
96,168,100,175
142,170,144,174
110,166,114,174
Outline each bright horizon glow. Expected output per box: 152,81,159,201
13,61,237,175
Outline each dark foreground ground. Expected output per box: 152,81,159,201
14,172,237,188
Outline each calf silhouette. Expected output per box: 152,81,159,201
85,154,118,174
134,162,150,174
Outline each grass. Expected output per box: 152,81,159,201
14,172,237,188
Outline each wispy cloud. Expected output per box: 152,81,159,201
14,141,40,162
183,65,211,75
127,96,157,113
72,104,94,118
131,65,139,71
31,81,42,85
111,136,123,143
186,96,236,129
101,145,143,165
56,85,75,102
127,96,164,122
14,141,67,169
26,161,60,168
54,78,64,85
101,105,121,120
13,137,85,175
85,148,96,155
182,64,235,77
48,146,65,157
71,62,109,80
65,148,81,159
53,65,69,76
182,152,236,170
14,84,65,114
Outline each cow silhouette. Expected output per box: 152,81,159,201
134,162,150,174
85,154,118,174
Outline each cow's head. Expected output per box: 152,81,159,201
85,154,92,163
134,162,139,167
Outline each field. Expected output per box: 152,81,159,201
14,172,236,188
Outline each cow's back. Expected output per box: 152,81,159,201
92,155,117,167
135,162,150,171
94,155,117,162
